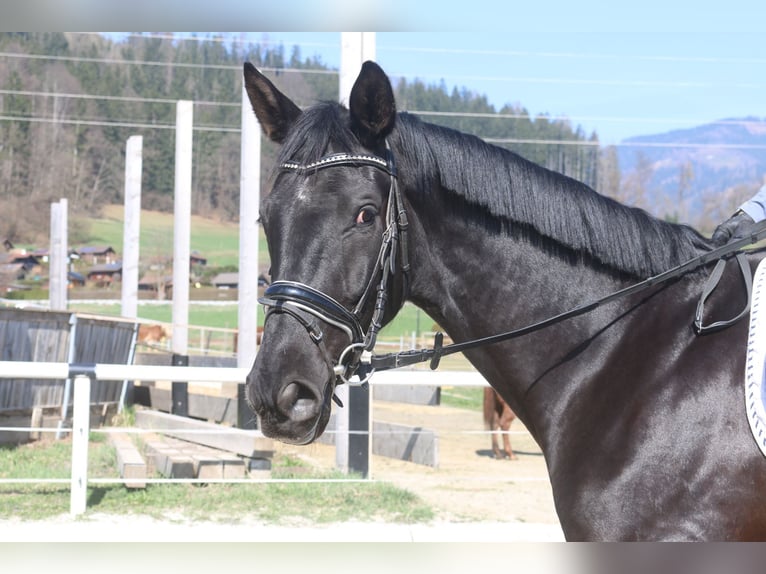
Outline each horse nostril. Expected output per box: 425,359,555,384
277,381,321,422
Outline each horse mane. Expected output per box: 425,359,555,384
390,113,714,278
274,102,359,170
276,102,714,279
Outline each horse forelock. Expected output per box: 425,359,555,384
389,113,713,278
274,102,359,176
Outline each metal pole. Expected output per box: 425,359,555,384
237,83,261,372
172,101,193,410
336,32,376,477
70,373,91,516
121,135,143,319
172,101,193,355
48,200,68,311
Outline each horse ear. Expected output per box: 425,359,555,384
243,62,302,143
349,61,396,148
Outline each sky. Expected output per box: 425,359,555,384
253,25,765,145
3,0,766,145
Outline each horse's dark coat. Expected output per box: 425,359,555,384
243,61,766,540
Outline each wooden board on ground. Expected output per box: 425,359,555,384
144,436,247,479
134,409,273,459
109,432,147,488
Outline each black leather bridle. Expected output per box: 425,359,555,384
260,142,766,391
258,144,409,387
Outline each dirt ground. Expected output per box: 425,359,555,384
274,399,561,527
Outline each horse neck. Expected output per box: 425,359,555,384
404,187,629,339
401,187,641,437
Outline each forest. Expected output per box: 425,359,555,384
0,32,608,245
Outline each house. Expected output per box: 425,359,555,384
138,272,173,299
68,271,86,287
190,251,207,266
212,272,238,289
0,262,26,282
86,262,122,287
0,251,41,279
76,245,117,265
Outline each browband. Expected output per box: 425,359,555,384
280,152,395,176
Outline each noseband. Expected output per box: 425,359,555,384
258,144,409,387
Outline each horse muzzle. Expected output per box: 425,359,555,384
245,313,337,445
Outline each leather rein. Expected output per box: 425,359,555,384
260,143,766,388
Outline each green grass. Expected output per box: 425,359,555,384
0,431,434,525
87,205,267,269
69,302,244,329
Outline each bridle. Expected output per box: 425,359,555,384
258,144,409,388
260,142,766,392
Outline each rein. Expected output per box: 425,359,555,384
368,221,766,376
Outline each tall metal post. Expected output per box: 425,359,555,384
238,85,261,370
172,101,193,415
336,32,376,477
237,81,262,429
70,373,91,516
49,199,68,311
121,135,143,319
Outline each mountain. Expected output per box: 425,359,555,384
616,117,766,228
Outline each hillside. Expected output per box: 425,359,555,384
88,205,251,269
617,117,766,228
0,32,599,245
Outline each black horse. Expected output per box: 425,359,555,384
243,60,766,540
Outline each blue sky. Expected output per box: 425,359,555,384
251,25,765,145
5,0,765,145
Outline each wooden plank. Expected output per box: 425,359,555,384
135,409,274,459
144,441,195,478
192,454,224,479
220,453,247,479
109,433,147,488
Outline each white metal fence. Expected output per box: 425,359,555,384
0,361,507,517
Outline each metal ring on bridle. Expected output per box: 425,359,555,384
334,342,375,386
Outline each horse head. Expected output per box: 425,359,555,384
243,61,406,445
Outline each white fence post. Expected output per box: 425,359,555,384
121,135,143,320
69,373,92,516
336,32,376,478
48,199,68,311
172,100,193,356
237,83,261,373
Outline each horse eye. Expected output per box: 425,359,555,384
356,207,377,226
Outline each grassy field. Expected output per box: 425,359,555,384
87,204,266,269
0,422,434,524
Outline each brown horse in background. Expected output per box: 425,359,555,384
483,387,517,460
